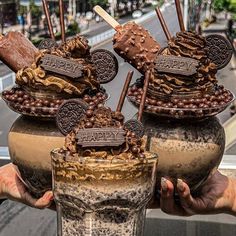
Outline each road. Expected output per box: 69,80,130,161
0,5,179,148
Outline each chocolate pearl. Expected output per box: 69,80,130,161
131,132,136,138
156,101,163,106
86,110,93,118
219,85,224,90
96,92,103,97
35,99,43,103
94,99,99,105
196,110,203,116
23,94,29,100
35,102,42,107
2,90,8,96
85,122,93,128
5,95,10,100
54,104,60,108
192,105,197,109
10,96,17,102
220,101,225,105
17,97,24,103
98,96,104,102
209,96,215,101
84,97,91,103
206,101,211,106
177,102,184,108
24,103,31,112
50,102,55,107
97,103,104,108
182,99,188,104
189,98,195,104
133,91,139,97
131,146,138,154
203,104,209,108
89,102,95,106
203,94,210,99
138,88,143,93
137,95,142,99
128,91,133,96
55,99,62,105
167,102,173,107
149,99,156,105
131,86,137,92
184,104,190,109
147,105,152,111
43,100,50,107
214,91,220,96
195,98,201,105
199,103,205,108
9,89,15,95
137,99,141,104
88,105,95,110
92,96,97,101
90,117,96,123
172,99,179,105
202,98,207,103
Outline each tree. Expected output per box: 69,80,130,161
89,0,108,8
212,0,230,12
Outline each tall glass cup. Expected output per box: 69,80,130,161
51,149,158,236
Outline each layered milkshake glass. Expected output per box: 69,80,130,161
51,149,157,236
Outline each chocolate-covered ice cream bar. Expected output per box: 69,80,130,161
113,22,160,73
0,32,38,72
94,6,161,74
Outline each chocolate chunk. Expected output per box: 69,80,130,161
206,34,233,69
124,119,144,138
56,99,88,135
91,49,118,84
38,39,58,50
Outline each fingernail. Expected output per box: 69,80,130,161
161,177,168,192
177,179,184,192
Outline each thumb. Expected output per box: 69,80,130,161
22,191,54,209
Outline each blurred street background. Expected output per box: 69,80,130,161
0,0,236,235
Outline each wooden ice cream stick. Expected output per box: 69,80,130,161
155,7,171,40
59,0,66,43
116,71,134,112
42,0,55,40
93,5,120,30
137,71,151,122
175,0,185,31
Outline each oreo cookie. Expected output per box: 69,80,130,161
38,39,58,50
91,49,118,84
124,119,144,138
206,34,233,70
56,99,88,135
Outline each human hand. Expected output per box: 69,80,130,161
0,163,53,209
160,170,236,216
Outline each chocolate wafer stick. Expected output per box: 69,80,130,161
155,7,171,40
137,71,150,121
59,0,66,42
116,71,134,112
175,0,185,31
42,0,55,40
